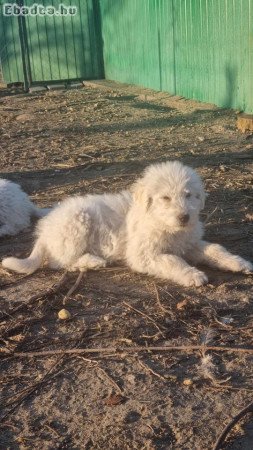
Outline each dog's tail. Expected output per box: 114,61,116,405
2,241,45,274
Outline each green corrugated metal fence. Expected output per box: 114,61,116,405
0,0,103,84
0,1,23,83
100,0,253,113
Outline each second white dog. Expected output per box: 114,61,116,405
2,161,252,286
0,179,50,237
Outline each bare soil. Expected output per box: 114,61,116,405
0,80,253,450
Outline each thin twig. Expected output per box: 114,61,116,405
0,355,66,423
44,423,61,438
138,359,167,381
63,271,85,305
20,271,68,304
204,206,219,224
98,266,126,272
0,321,88,423
3,344,253,359
78,356,124,394
123,301,166,337
97,365,124,394
0,271,68,321
0,272,34,289
213,401,253,450
153,284,173,316
156,285,177,302
207,385,253,393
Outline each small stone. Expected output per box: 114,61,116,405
68,82,83,89
16,113,33,122
29,85,47,93
126,374,135,384
220,316,234,324
183,378,193,386
47,83,66,90
58,309,71,320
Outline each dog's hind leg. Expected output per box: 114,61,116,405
2,241,45,274
69,254,107,272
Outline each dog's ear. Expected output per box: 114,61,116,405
131,180,152,210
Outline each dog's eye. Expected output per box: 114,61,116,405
186,192,191,198
162,196,171,201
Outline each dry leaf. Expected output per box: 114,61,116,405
176,299,188,310
0,347,12,354
245,213,253,222
104,394,126,406
9,334,24,342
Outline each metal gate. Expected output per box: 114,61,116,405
0,0,104,87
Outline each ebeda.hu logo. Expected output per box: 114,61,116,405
3,3,77,16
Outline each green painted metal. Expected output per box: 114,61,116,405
0,0,23,83
100,0,166,90
0,0,103,84
100,0,253,113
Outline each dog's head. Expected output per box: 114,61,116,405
131,161,206,231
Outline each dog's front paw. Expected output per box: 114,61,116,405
232,257,253,274
182,268,208,287
234,256,253,273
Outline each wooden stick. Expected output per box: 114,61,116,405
153,283,173,316
213,401,253,450
0,271,68,321
0,355,66,423
123,301,166,337
3,345,253,359
138,358,167,381
77,356,124,394
204,206,219,224
63,271,84,305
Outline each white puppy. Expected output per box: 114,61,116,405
2,161,252,286
0,179,50,237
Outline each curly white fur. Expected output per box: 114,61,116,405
0,179,50,237
2,161,252,286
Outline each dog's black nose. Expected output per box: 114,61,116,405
178,213,190,225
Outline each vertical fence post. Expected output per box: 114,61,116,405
17,0,32,90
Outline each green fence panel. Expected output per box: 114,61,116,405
173,0,253,113
100,0,165,90
100,0,253,113
156,0,176,94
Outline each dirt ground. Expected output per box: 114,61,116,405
0,80,253,450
